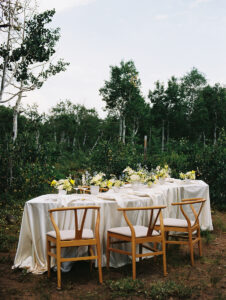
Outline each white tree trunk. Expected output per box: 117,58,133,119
131,119,139,143
60,131,65,143
36,130,40,146
0,6,11,103
91,131,103,152
72,137,76,149
119,117,122,142
144,135,147,160
83,133,87,146
13,86,23,143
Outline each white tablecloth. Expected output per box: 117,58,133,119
13,179,213,274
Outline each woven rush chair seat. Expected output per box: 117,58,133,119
154,198,206,266
156,218,195,227
107,206,167,280
46,206,102,290
108,225,160,237
47,229,94,240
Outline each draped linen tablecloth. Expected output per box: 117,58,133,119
13,179,213,274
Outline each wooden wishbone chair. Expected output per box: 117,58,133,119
106,206,167,280
46,206,102,290
154,198,206,266
78,185,90,194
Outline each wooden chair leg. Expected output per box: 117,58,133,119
139,244,142,262
56,246,61,290
96,240,103,283
106,233,110,269
188,231,194,266
165,231,169,250
132,240,136,280
162,241,167,276
89,245,94,272
197,228,202,257
47,238,51,278
153,242,157,261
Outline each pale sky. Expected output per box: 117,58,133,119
21,0,226,118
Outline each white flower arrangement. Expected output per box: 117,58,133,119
144,173,157,187
155,165,171,179
123,166,147,183
90,172,106,186
179,170,196,180
82,171,92,186
51,177,75,192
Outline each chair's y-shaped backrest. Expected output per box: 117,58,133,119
48,206,100,240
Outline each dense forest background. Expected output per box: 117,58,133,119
0,2,225,209
0,62,225,208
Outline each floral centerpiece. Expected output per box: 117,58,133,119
123,166,147,183
179,170,196,180
90,172,106,186
155,165,171,179
105,178,124,189
144,173,157,187
51,177,75,192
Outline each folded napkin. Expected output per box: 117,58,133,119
165,178,175,183
127,190,149,197
97,193,116,201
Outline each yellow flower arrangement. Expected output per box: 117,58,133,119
179,170,196,180
50,177,75,192
155,165,171,179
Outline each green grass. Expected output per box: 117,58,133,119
146,280,193,300
214,217,226,232
201,230,215,245
105,278,194,299
105,277,144,298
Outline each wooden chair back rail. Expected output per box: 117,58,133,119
171,199,206,227
74,208,87,239
147,209,162,236
119,206,166,238
122,210,135,238
117,205,166,211
182,197,204,202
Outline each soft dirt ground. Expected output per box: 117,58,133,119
0,211,225,300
